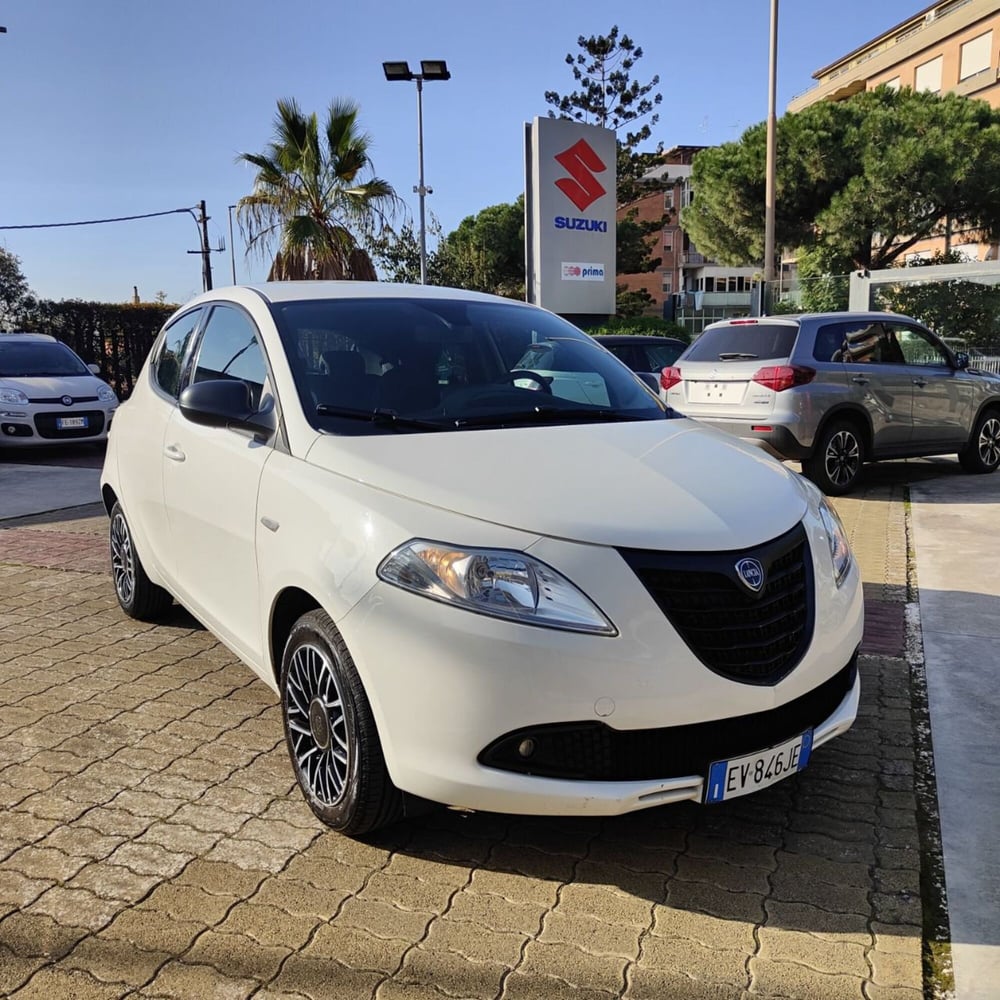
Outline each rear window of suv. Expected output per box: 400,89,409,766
684,323,798,362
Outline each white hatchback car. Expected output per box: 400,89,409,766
0,333,119,447
101,283,863,835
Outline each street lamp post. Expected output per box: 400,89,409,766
763,0,779,310
383,59,450,285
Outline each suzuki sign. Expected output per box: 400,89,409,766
525,117,616,315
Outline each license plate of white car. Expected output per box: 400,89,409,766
688,381,744,404
704,729,813,803
56,416,88,429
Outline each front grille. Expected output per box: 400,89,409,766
478,656,857,782
27,395,99,404
33,410,105,439
618,522,813,684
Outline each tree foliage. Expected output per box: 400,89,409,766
236,98,399,281
544,26,667,285
372,199,526,299
684,87,1000,273
0,247,30,330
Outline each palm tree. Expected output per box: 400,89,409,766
237,98,400,281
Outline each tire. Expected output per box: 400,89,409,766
802,419,866,496
959,409,1000,474
280,609,404,835
109,501,173,621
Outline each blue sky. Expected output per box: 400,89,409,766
1,0,922,305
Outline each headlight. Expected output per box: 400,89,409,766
818,499,852,587
0,388,29,405
97,385,118,403
378,540,617,635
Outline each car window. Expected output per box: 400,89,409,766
0,340,89,378
888,324,950,367
154,310,202,398
684,323,798,362
269,297,667,434
837,323,906,365
812,320,875,363
192,305,270,410
643,342,684,369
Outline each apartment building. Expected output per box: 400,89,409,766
788,0,1000,262
615,145,757,332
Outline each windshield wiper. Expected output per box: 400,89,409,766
315,404,446,431
454,406,639,429
717,352,759,360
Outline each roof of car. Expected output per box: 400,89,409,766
237,281,539,308
0,332,57,342
593,334,687,346
703,311,911,329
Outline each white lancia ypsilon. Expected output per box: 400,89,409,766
100,283,863,835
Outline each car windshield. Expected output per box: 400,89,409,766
0,341,90,377
269,297,669,434
684,323,798,363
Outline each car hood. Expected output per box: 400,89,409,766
0,374,107,397
305,419,808,550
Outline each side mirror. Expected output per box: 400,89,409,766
87,363,101,376
636,372,661,394
955,352,970,370
179,379,275,437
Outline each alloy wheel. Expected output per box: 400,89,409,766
110,512,135,606
284,642,350,806
825,430,861,489
978,417,1000,468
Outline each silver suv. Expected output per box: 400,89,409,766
661,312,1000,494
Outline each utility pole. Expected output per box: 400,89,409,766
763,0,779,313
199,200,213,292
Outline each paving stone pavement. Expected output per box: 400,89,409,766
0,484,926,999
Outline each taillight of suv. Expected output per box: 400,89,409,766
752,365,816,392
660,366,682,391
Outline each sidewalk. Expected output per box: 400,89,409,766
0,459,943,999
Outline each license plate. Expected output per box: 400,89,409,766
56,416,88,430
704,730,813,803
688,381,745,404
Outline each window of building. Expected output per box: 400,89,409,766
661,274,673,293
915,55,943,93
663,233,673,251
960,31,992,80
883,76,901,91
664,190,675,211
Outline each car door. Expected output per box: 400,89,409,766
888,322,971,450
115,308,204,583
162,303,276,664
839,322,914,453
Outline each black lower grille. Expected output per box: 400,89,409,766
33,410,105,439
618,522,814,684
478,656,857,782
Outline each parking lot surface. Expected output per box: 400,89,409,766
0,474,926,998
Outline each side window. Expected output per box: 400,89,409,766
891,325,950,367
837,323,896,364
154,309,202,398
192,305,270,409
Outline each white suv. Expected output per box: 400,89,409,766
0,333,119,447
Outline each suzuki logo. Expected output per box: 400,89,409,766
554,139,607,212
735,558,765,593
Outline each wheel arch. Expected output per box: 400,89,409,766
101,483,118,517
269,587,322,686
808,405,873,460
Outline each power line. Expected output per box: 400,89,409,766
0,207,192,230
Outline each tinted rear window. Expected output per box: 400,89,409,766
684,323,798,362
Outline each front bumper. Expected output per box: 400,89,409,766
0,406,116,445
338,529,863,817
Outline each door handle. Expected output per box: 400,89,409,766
164,444,186,462
912,378,928,387
850,375,869,385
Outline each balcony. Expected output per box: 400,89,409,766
680,252,706,266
